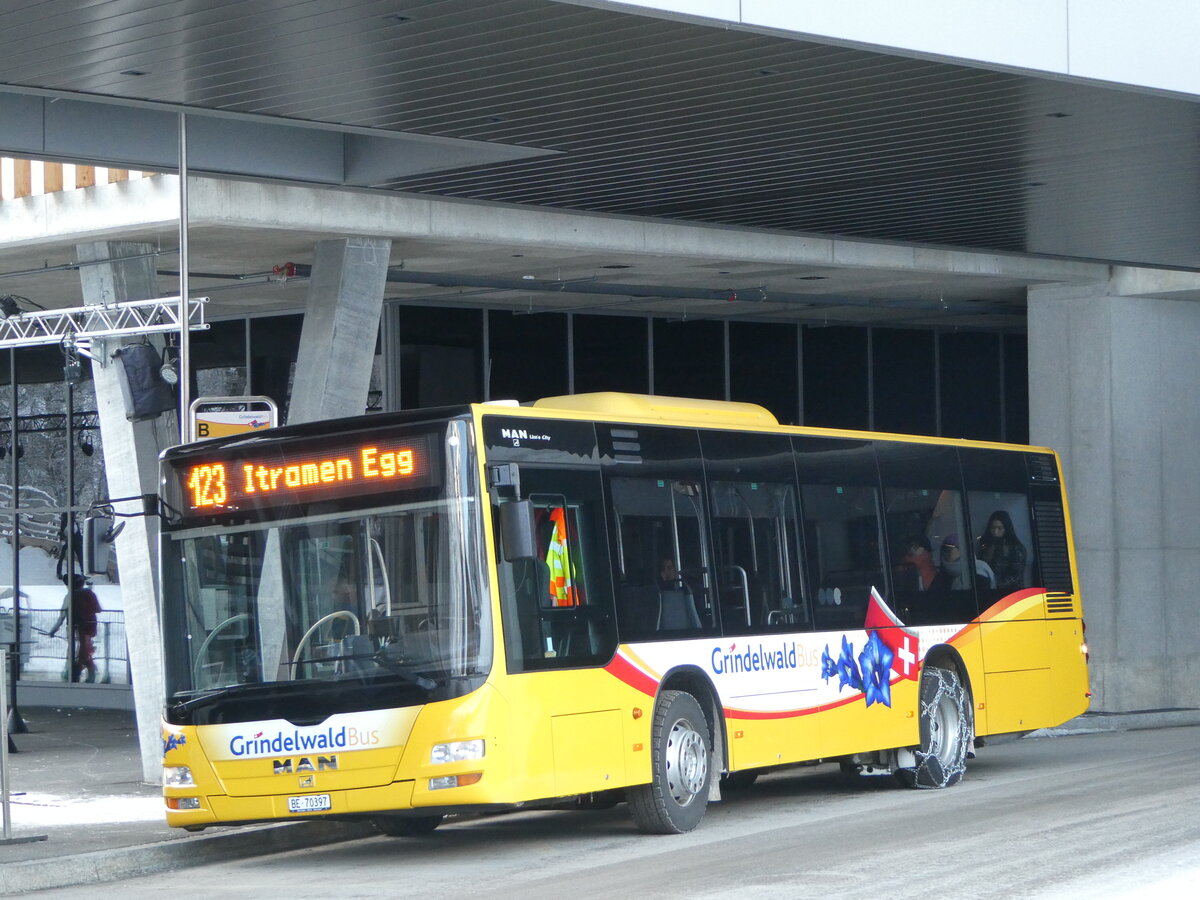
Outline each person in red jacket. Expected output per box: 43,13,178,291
48,575,102,683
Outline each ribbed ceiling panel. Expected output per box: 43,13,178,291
0,0,1197,268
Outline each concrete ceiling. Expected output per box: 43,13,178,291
1,0,1198,330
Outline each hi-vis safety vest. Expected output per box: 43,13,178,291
545,507,579,607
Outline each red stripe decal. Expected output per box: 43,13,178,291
604,654,659,697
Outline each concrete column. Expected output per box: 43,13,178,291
1029,284,1200,712
287,237,392,424
76,241,175,782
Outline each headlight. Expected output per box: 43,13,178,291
163,766,194,787
430,739,485,764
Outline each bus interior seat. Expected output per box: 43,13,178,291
658,587,702,631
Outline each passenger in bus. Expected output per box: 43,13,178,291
657,556,701,631
976,511,1028,593
896,534,937,592
935,534,993,591
658,556,683,590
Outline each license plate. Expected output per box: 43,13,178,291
287,793,332,813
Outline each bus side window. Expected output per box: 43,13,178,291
794,435,886,633
495,469,616,672
960,447,1038,607
883,486,973,626
709,481,804,634
609,476,710,639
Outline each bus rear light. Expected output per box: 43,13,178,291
429,772,482,791
167,797,201,810
430,739,485,764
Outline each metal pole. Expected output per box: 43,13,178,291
1,647,11,834
178,112,191,442
7,351,24,734
0,647,46,845
64,377,75,683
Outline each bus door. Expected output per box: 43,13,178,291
490,458,621,797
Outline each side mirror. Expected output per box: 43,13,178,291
83,515,124,575
499,500,537,561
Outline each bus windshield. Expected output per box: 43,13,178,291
161,422,491,721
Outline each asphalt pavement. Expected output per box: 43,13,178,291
1,703,1198,896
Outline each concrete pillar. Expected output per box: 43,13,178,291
76,241,175,782
1028,284,1200,712
287,237,392,424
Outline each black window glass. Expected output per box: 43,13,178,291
600,425,714,641
653,319,724,400
701,430,805,635
793,436,885,632
940,332,1001,441
960,448,1036,605
488,311,568,403
250,315,303,420
573,315,649,395
802,326,868,430
193,320,247,397
729,322,799,425
397,306,482,408
877,443,977,626
1004,333,1029,444
872,328,935,436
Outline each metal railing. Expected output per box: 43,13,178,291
21,609,129,685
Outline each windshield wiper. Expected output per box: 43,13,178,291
170,681,289,716
373,645,438,690
288,647,438,691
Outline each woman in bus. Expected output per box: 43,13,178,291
976,510,1028,593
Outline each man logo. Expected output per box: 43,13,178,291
273,755,338,774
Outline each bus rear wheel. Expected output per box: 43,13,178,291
897,665,970,789
628,690,712,834
371,814,444,836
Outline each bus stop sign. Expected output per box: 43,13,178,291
188,396,277,442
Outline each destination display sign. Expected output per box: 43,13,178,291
171,431,440,517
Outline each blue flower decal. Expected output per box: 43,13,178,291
858,630,894,708
820,644,838,682
836,635,863,693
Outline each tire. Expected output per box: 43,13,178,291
371,814,444,836
897,665,971,789
627,690,713,834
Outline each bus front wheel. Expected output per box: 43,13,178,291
628,690,712,834
372,814,444,836
897,665,970,789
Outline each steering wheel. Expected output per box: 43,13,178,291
191,613,253,687
291,610,362,675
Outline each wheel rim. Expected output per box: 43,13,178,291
928,691,961,765
664,715,708,806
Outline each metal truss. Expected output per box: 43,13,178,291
0,296,208,350
0,411,100,437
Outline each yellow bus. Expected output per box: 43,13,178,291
159,393,1088,834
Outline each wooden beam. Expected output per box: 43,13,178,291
14,159,32,198
43,162,64,193
75,165,95,189
108,168,128,183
